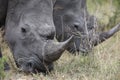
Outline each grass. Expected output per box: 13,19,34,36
0,56,7,79
87,0,116,25
0,30,120,80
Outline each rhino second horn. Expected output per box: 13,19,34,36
43,35,73,63
93,23,120,46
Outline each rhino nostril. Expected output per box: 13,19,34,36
26,62,33,69
28,62,32,67
76,49,79,52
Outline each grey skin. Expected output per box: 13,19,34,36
5,0,73,73
53,0,120,54
0,0,8,27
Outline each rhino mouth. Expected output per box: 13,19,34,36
17,56,53,73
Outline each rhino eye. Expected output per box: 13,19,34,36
74,25,79,30
21,28,27,33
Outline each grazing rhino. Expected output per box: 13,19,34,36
53,0,120,54
5,0,73,73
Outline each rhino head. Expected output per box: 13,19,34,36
53,0,120,54
53,0,93,53
5,0,73,73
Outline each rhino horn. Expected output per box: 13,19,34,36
93,23,120,46
43,35,73,63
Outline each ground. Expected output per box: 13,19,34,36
0,30,120,80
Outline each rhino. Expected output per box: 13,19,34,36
5,0,73,73
53,0,120,54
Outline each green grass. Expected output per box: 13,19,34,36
0,56,7,79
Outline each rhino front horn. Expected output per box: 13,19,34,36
43,35,74,63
